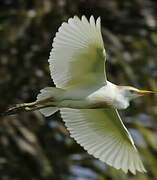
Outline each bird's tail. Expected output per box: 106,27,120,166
36,87,65,117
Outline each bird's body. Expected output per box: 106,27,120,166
6,15,153,174
38,81,130,110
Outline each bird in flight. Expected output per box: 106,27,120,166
5,15,154,174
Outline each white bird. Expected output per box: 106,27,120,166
6,15,153,174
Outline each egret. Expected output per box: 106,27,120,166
5,15,153,174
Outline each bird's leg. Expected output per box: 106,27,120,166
2,97,53,116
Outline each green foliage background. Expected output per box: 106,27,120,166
0,0,157,179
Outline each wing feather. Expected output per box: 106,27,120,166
49,16,106,88
60,108,146,174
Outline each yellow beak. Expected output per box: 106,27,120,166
136,90,154,95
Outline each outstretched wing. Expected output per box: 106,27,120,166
60,108,146,174
49,15,106,88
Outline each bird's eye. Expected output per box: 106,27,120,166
130,90,135,94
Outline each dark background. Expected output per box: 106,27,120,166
0,0,157,179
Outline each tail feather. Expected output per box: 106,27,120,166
37,87,64,101
39,107,58,117
37,87,64,117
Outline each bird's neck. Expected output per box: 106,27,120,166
114,95,130,109
106,81,130,109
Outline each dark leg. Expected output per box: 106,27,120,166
2,97,54,116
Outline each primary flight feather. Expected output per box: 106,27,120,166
8,15,153,174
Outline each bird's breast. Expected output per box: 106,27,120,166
86,88,113,108
86,85,130,110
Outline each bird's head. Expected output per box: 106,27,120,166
118,86,153,101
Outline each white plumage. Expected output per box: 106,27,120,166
49,16,106,88
36,15,149,174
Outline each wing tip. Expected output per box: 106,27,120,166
61,108,146,175
73,15,80,21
